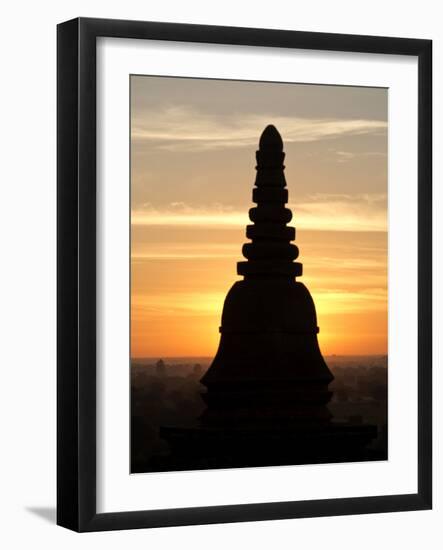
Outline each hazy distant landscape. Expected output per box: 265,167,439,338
131,355,388,473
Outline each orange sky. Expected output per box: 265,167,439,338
130,77,387,358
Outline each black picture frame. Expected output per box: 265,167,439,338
57,17,432,532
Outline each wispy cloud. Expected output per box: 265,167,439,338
132,243,240,260
132,292,225,316
313,287,387,314
131,194,387,232
132,107,387,152
334,150,387,163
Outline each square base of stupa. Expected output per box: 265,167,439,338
146,422,384,472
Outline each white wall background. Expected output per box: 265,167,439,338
0,0,440,548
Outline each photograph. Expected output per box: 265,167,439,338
0,1,435,542
130,75,389,473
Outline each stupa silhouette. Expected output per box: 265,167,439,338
201,124,333,429
159,125,379,470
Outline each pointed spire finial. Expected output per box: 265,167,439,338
255,125,286,186
259,124,283,152
236,126,302,279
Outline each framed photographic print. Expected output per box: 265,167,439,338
57,17,432,531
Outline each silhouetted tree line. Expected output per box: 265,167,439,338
131,362,205,472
